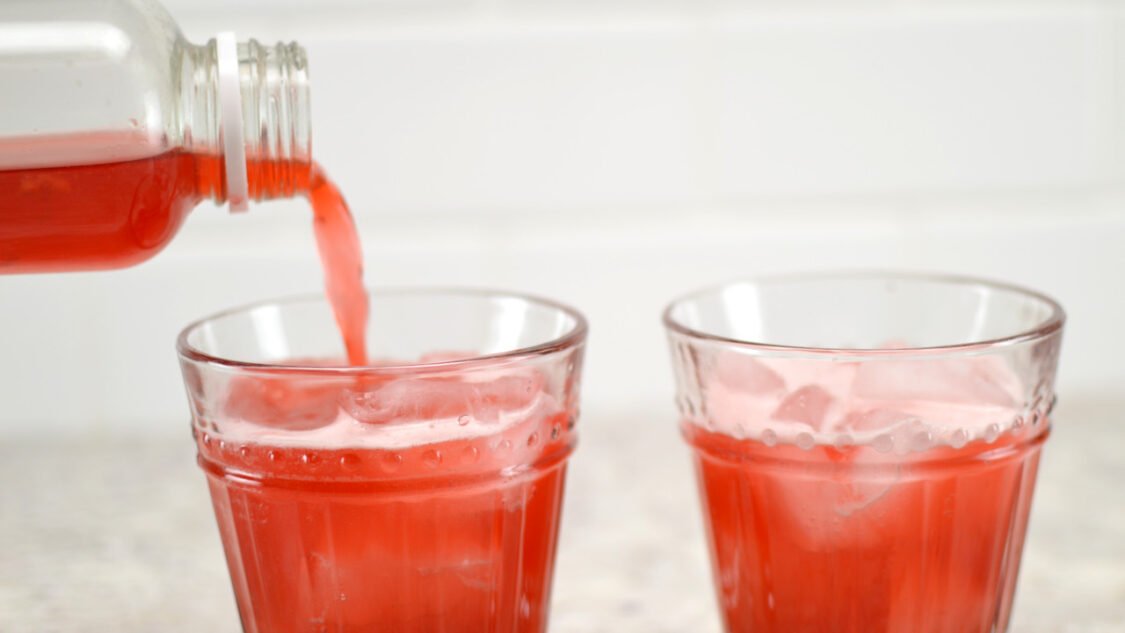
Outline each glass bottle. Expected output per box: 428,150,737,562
0,0,310,272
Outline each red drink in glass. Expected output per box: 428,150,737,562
664,274,1064,633
179,291,586,633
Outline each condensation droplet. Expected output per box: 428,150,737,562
267,450,279,462
873,434,894,453
550,424,561,440
950,429,969,449
422,449,443,468
201,433,212,448
498,439,512,452
339,453,360,468
381,453,403,473
527,432,540,448
457,415,471,426
1013,415,1025,429
796,432,815,450
238,446,252,460
217,440,226,452
1031,411,1042,426
301,452,320,465
461,446,480,464
567,414,577,430
761,429,778,447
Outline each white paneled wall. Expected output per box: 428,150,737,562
2,0,1123,432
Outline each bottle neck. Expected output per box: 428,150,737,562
180,38,311,205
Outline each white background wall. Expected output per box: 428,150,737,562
2,0,1123,433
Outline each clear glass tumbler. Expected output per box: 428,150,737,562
177,289,587,633
663,273,1064,633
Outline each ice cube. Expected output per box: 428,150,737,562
341,370,545,426
853,356,1019,407
224,373,342,431
714,352,786,395
770,384,835,431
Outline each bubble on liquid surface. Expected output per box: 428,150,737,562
910,430,935,452
950,428,970,449
983,423,1001,443
796,432,815,450
457,415,471,426
527,432,540,448
872,434,895,453
338,453,360,469
761,429,778,447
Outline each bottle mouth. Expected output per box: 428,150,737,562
236,38,311,204
193,35,311,207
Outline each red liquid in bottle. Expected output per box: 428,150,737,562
0,139,368,363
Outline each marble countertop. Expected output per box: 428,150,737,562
2,399,1123,632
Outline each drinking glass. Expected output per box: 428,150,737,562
663,273,1064,633
178,289,587,633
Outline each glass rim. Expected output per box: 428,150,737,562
662,271,1065,358
177,286,589,375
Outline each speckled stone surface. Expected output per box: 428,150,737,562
2,399,1123,632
